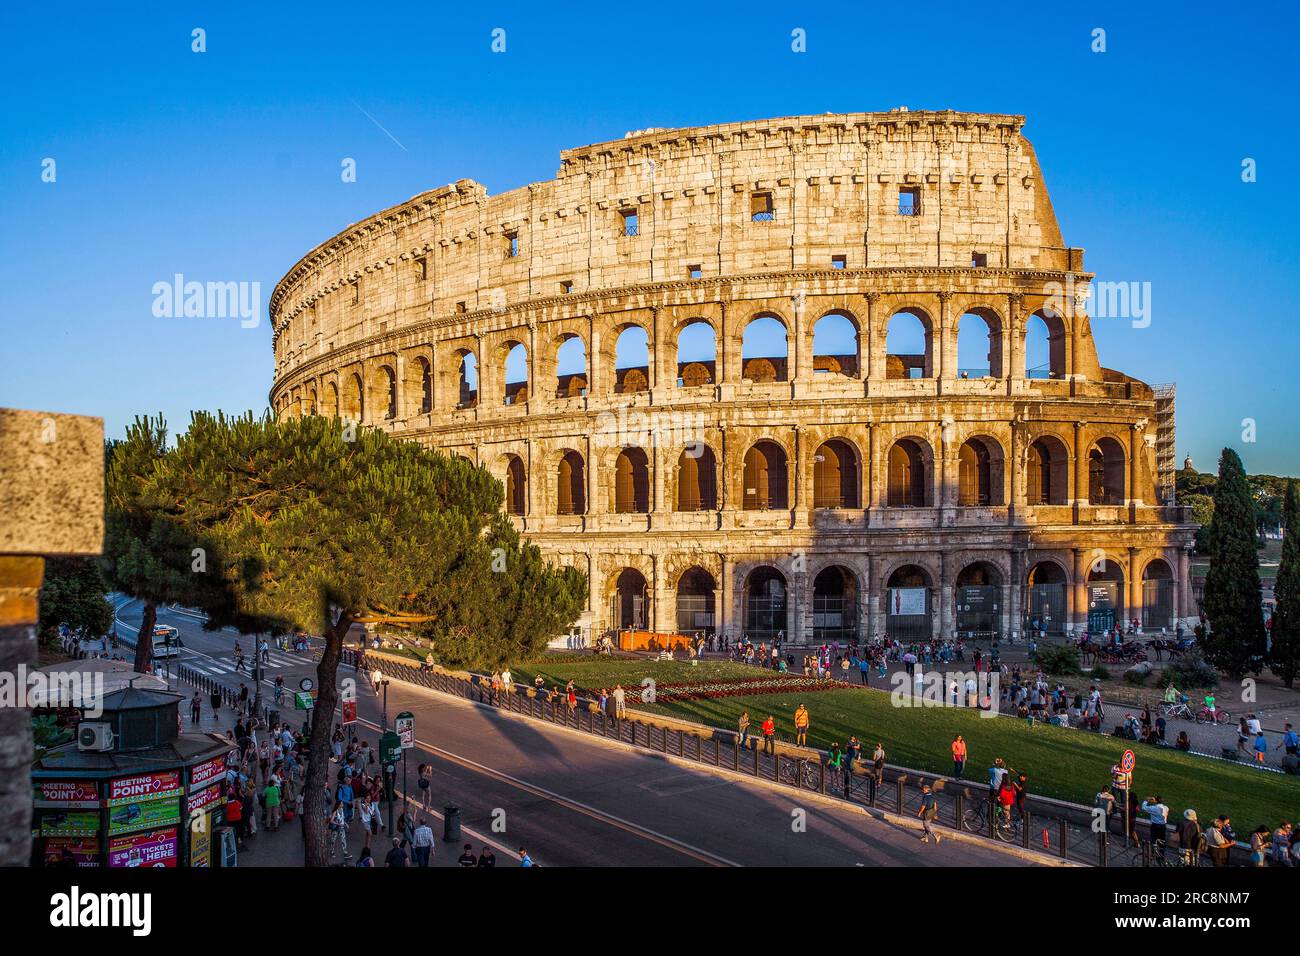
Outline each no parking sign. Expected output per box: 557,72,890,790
1121,749,1135,773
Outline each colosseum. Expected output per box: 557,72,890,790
269,109,1197,648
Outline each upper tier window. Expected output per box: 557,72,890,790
750,191,774,222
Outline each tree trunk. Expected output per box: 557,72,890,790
302,612,350,866
133,600,156,675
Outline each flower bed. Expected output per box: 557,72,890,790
626,675,843,702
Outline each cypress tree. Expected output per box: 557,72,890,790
1200,448,1266,677
1269,479,1300,688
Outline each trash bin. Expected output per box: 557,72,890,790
443,804,461,843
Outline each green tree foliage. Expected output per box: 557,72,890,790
38,557,114,642
1269,479,1300,688
147,412,585,865
102,417,211,674
1200,448,1266,677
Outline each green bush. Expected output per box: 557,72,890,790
1162,652,1220,690
1035,644,1082,676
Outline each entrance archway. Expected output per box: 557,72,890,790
612,568,649,630
744,567,788,643
885,564,931,641
813,566,858,643
1025,560,1067,635
955,562,1001,637
676,567,717,635
1142,559,1174,631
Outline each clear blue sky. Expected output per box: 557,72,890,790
2,2,1297,475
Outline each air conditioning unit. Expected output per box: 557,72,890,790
78,722,115,752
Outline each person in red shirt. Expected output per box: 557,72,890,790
951,735,968,778
761,715,776,755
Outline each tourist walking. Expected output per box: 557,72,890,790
918,783,940,843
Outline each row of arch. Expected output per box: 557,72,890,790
500,433,1129,515
614,557,1178,639
280,305,1070,418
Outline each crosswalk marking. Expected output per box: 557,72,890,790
182,651,308,677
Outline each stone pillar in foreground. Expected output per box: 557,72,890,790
0,408,104,867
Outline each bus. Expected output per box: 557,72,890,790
152,625,184,658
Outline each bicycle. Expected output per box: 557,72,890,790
961,798,1020,842
1193,707,1230,725
1162,701,1194,721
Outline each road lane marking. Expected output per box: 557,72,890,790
351,715,737,868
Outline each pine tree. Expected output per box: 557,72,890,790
149,411,585,865
1200,448,1266,677
1269,479,1300,688
38,558,114,642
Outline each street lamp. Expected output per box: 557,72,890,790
372,668,390,729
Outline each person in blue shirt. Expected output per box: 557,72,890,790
1282,722,1298,756
518,847,534,867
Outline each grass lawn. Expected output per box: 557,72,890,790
512,656,1299,829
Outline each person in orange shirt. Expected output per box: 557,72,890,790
794,704,810,747
761,715,776,755
951,734,968,778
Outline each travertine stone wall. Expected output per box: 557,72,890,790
269,111,1195,643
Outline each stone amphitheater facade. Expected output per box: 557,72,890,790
269,110,1197,646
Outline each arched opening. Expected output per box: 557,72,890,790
813,566,858,643
1027,436,1069,505
503,455,526,516
1141,559,1175,631
885,309,931,379
741,314,788,382
742,440,788,510
1088,437,1126,505
308,388,318,416
956,310,1002,378
405,357,432,415
503,342,528,405
1025,310,1066,379
812,312,858,377
614,326,649,393
556,450,586,515
676,567,717,635
958,436,1004,506
676,320,716,386
887,438,930,507
885,564,931,641
614,447,650,514
456,351,478,408
612,568,648,630
1025,560,1068,635
955,562,1002,637
342,373,363,422
813,439,860,508
370,365,397,420
676,444,717,511
556,334,588,398
324,382,339,418
1087,559,1126,632
744,567,787,642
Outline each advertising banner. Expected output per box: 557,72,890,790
42,836,100,867
189,754,228,791
108,795,181,836
107,827,178,868
341,698,357,726
186,783,223,816
37,809,100,837
34,780,101,809
108,771,182,807
888,587,927,617
190,813,212,868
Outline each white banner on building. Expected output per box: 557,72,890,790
889,587,927,616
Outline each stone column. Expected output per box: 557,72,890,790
937,290,955,381
1072,547,1088,634
865,293,883,383
1006,548,1022,642
867,553,885,641
1177,547,1192,626
1129,422,1142,522
1073,420,1088,522
1007,293,1025,381
0,408,104,867
793,425,809,528
1009,418,1024,525
1128,547,1142,628
938,551,953,641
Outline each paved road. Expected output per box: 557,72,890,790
113,599,1034,867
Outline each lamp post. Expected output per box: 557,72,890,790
372,668,390,730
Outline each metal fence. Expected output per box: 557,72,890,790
335,650,1216,867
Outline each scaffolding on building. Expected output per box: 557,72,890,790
1151,383,1177,504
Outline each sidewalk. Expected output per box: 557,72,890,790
172,675,519,868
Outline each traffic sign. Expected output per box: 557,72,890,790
395,711,415,749
1120,749,1135,773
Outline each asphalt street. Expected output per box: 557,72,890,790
110,598,1034,867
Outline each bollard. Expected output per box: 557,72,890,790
443,805,462,843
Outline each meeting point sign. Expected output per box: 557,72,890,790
107,772,182,807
